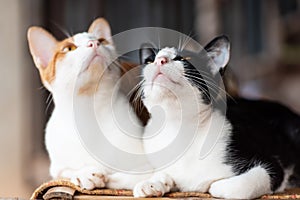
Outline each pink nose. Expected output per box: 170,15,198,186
155,57,168,66
87,40,100,49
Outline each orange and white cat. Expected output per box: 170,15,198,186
27,18,150,190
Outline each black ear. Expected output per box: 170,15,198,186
204,35,230,75
139,43,156,65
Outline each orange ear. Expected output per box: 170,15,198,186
27,26,57,69
88,18,112,43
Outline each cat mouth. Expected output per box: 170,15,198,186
80,54,104,74
152,71,179,85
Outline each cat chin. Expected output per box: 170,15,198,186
79,55,104,74
145,85,171,98
152,74,180,86
143,88,179,110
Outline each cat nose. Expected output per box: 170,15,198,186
87,40,100,49
155,57,168,66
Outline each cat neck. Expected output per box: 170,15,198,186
146,91,212,125
51,74,121,112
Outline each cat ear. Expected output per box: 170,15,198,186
139,43,156,65
27,27,57,69
88,18,112,43
204,35,230,75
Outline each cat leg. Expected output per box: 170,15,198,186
133,173,175,197
209,166,272,199
57,165,108,190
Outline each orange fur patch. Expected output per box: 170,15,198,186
40,38,75,84
119,61,138,76
77,62,104,96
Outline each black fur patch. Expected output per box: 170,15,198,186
181,57,211,104
224,98,300,191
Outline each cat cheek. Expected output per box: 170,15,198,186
144,70,155,82
145,64,156,75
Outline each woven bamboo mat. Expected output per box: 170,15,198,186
31,179,300,200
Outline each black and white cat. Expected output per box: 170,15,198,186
133,36,300,199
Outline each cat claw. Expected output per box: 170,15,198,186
69,166,107,190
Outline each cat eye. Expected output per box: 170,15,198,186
173,56,191,61
173,56,183,61
144,55,155,64
62,44,77,53
98,38,109,45
145,58,154,64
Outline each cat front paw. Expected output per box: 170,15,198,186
209,166,273,199
209,178,258,199
133,180,166,197
70,166,107,190
133,173,175,197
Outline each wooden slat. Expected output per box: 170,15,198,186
43,186,75,200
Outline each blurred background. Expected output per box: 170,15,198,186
0,0,300,198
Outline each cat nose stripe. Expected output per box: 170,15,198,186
155,57,168,66
87,40,100,49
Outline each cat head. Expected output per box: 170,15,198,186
27,18,118,95
139,36,230,109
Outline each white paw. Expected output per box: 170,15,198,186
209,166,273,199
133,180,166,197
133,173,175,197
209,178,256,199
70,166,107,190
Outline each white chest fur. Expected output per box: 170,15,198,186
143,110,234,192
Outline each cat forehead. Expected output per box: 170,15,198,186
73,32,97,46
157,47,178,58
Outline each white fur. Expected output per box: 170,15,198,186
134,173,175,197
209,166,271,199
30,25,152,189
134,47,273,199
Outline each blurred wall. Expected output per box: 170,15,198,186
0,0,31,197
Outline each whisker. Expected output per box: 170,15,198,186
184,69,216,81
184,73,224,94
178,37,183,52
127,80,144,98
183,73,229,103
185,77,217,102
134,89,144,113
46,92,52,104
131,80,146,114
184,67,213,76
185,72,221,88
157,33,161,50
161,68,221,103
115,53,133,61
135,74,144,78
51,21,72,38
37,85,45,90
180,32,195,51
193,81,228,104
45,93,53,114
184,71,220,87
112,60,127,74
184,72,234,101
